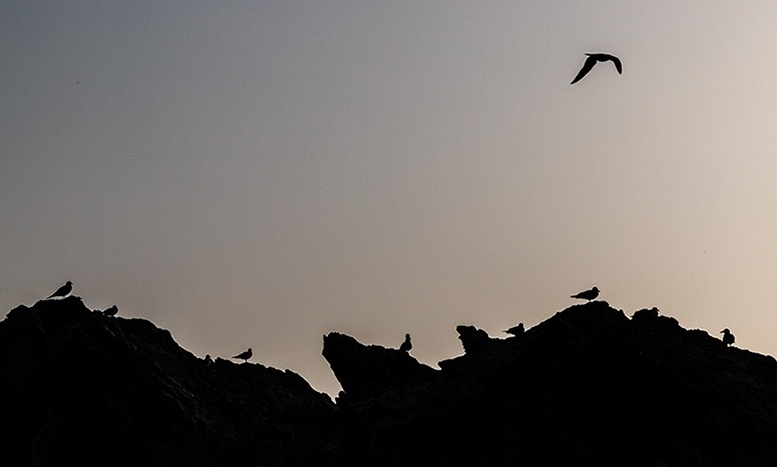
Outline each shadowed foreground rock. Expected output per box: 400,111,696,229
3,297,777,466
0,297,336,467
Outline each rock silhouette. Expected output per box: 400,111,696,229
101,304,118,316
455,324,497,353
3,296,777,466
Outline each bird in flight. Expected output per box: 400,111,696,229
232,348,252,362
47,281,73,299
571,286,600,301
399,333,412,352
504,323,525,336
571,53,622,84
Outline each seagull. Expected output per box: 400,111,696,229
204,354,213,366
47,281,73,299
721,329,735,346
571,286,600,301
504,323,525,336
399,333,412,352
102,305,118,316
571,53,622,84
232,348,252,362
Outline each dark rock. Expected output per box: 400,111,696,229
454,325,497,354
4,296,777,466
0,297,335,467
321,332,437,402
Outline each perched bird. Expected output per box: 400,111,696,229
46,281,73,299
102,305,118,316
571,286,600,301
721,328,735,346
232,348,252,362
204,354,213,366
571,53,622,84
504,323,525,336
399,333,412,352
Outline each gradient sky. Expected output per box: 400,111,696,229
3,2,777,396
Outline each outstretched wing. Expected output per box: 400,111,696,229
607,55,622,74
570,56,597,84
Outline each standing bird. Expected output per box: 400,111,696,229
232,348,252,362
721,329,735,346
102,305,118,316
204,354,213,366
399,333,412,352
46,281,73,299
504,323,525,336
571,53,622,84
571,286,600,302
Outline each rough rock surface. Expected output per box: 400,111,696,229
3,297,777,466
0,297,336,467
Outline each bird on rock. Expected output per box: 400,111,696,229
232,348,252,362
399,333,412,352
102,305,118,316
571,53,622,84
47,281,73,299
204,354,213,366
504,323,525,336
571,286,600,301
721,328,735,346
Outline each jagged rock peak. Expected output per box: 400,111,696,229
455,325,497,354
322,332,437,401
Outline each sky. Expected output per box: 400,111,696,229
2,2,777,397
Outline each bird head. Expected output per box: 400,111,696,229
66,281,73,286
720,329,730,334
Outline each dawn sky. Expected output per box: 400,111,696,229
3,2,777,396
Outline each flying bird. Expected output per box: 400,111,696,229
102,305,118,316
47,281,73,299
232,348,252,362
571,286,600,301
571,53,622,84
504,323,525,336
721,329,735,346
399,333,412,352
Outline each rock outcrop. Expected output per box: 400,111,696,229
0,297,336,467
3,296,777,466
322,332,436,402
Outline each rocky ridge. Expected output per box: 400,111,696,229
2,296,777,466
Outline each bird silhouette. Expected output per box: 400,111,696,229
571,53,622,84
232,348,252,362
46,281,73,299
571,286,600,301
399,333,412,352
102,305,118,316
504,323,525,336
204,354,213,366
721,328,735,346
